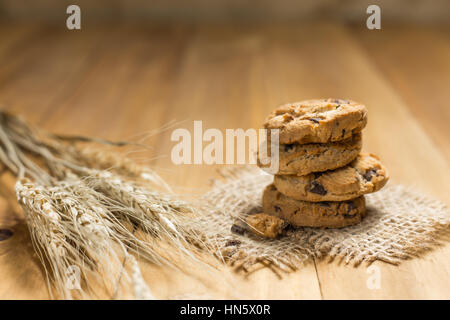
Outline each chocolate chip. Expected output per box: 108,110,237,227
341,129,346,137
363,169,378,181
274,206,281,212
283,144,295,152
293,209,299,215
347,201,357,214
313,172,323,179
231,224,246,235
283,223,295,232
225,239,241,247
0,229,13,241
308,118,321,124
309,181,327,195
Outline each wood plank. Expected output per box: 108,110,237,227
351,24,450,163
0,24,109,123
0,23,45,91
148,23,272,191
317,246,450,299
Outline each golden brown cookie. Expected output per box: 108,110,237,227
273,153,388,202
245,213,286,239
263,98,367,144
262,184,366,228
258,133,362,175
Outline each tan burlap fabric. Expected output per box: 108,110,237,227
192,167,450,272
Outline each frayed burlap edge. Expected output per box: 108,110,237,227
190,166,450,273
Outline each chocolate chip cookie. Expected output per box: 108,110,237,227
263,184,366,228
263,98,367,144
273,153,388,202
259,133,362,175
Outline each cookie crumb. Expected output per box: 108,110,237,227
245,213,285,239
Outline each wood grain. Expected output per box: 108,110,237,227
351,25,450,163
0,22,448,299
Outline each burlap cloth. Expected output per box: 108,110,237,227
191,167,450,272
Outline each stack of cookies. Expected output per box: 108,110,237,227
258,99,388,228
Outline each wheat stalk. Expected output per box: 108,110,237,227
0,109,208,299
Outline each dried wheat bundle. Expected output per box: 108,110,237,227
0,110,205,299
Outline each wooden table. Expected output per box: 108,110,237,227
0,21,449,299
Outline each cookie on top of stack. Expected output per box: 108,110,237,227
258,98,389,228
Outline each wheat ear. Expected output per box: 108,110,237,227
15,179,87,299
